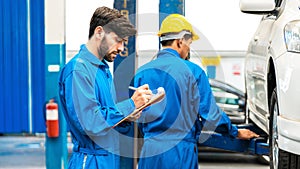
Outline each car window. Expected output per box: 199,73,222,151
211,87,239,105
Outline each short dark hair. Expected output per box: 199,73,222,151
89,6,137,39
160,33,192,46
160,39,175,46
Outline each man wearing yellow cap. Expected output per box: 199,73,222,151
134,14,258,169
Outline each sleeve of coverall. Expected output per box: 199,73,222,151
114,99,136,133
64,70,135,136
197,71,238,138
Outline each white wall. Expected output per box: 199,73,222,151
65,0,262,90
66,0,261,52
185,0,261,51
66,0,113,51
45,0,65,44
136,0,159,51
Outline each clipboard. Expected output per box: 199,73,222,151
112,87,165,128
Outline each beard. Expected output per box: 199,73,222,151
99,36,120,62
104,51,119,62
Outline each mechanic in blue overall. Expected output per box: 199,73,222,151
134,14,259,169
58,6,152,169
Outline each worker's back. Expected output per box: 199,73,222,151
135,48,203,169
135,48,201,152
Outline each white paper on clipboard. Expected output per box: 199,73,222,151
112,87,165,128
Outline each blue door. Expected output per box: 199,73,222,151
0,0,45,133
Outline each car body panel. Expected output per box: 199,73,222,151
245,17,275,133
276,52,300,121
278,116,300,155
243,0,300,155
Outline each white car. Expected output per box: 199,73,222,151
240,0,300,168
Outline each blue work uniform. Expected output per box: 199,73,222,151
134,48,238,169
58,45,135,169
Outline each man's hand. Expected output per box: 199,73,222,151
131,84,152,109
126,84,152,122
237,129,259,140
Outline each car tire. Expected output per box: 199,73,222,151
269,88,282,169
269,88,300,169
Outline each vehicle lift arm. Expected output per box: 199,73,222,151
199,124,269,155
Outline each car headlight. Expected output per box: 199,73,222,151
284,20,300,53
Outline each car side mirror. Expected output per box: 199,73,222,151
240,0,276,14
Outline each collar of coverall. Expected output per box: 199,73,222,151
160,30,192,41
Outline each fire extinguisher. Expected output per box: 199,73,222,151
46,99,59,138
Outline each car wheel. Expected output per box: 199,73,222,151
269,88,281,169
269,88,296,169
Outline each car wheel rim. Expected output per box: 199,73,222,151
272,100,279,169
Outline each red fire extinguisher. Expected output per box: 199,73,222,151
46,99,59,138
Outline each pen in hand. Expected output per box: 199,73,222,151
113,86,165,128
129,86,138,91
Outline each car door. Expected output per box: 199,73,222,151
245,15,276,130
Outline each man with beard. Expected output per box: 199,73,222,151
58,6,152,169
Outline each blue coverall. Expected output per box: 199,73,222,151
58,45,135,169
134,48,238,169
